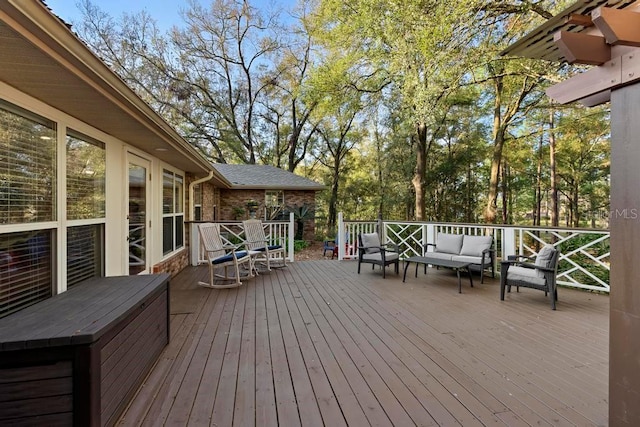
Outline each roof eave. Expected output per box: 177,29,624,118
1,0,213,173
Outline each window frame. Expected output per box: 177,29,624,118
161,167,185,257
265,190,285,220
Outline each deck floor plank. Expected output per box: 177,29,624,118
211,286,246,426
272,268,329,427
278,268,349,426
233,272,257,427
299,262,464,426
120,260,609,427
263,265,302,426
254,271,278,426
314,264,510,427
375,267,607,426
187,291,234,425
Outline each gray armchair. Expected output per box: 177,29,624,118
357,232,399,278
500,245,560,310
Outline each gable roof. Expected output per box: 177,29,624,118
213,164,325,191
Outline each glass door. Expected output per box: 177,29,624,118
127,154,151,275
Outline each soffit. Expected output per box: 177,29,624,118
501,0,638,62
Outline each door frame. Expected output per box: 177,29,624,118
126,152,152,275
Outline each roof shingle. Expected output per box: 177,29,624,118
213,164,325,190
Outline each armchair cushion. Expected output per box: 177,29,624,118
460,235,493,257
435,233,463,254
507,265,546,286
362,252,399,262
535,245,556,277
361,233,381,253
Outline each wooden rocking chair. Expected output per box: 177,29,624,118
242,219,286,271
198,223,253,288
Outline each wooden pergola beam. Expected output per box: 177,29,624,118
592,6,640,47
565,13,594,27
547,52,640,105
547,56,621,104
553,31,610,65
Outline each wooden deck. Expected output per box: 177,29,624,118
118,260,609,426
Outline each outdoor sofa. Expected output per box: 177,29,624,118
425,232,495,283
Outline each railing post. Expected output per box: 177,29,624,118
426,223,436,254
190,222,201,266
502,227,516,262
338,212,345,261
288,212,295,262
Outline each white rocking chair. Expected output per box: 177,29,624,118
242,219,286,272
198,223,253,288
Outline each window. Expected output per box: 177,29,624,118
162,169,184,255
0,102,56,318
265,190,284,220
66,131,105,220
67,225,104,288
0,101,56,224
194,183,202,221
0,230,53,318
66,131,105,285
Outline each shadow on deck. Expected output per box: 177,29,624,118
119,260,609,426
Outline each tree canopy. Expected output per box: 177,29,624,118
73,0,612,236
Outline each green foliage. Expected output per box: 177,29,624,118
74,0,611,229
294,240,310,252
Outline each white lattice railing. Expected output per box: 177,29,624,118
337,213,610,293
190,213,295,266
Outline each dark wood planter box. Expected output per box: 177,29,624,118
0,274,170,426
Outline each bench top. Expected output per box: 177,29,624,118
0,274,170,352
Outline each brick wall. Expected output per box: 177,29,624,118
219,189,318,241
152,248,189,277
186,176,218,221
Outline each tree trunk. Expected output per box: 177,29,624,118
467,162,473,223
501,162,509,224
327,159,340,232
573,184,580,227
535,133,543,226
412,122,428,221
485,75,504,224
549,109,559,227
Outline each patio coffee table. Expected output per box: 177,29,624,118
403,256,473,293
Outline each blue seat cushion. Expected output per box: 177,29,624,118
212,250,248,264
253,245,282,252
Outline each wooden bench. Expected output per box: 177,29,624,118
0,274,170,426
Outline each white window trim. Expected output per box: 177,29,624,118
160,164,186,260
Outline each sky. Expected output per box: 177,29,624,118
45,0,295,31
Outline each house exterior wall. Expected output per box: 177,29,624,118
219,188,317,241
0,81,195,306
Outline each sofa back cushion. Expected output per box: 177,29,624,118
435,233,464,254
460,235,493,257
535,245,557,277
361,233,381,254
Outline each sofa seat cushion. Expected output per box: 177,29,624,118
453,255,486,265
435,233,463,254
460,235,492,257
426,252,454,261
507,265,546,286
363,252,399,262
